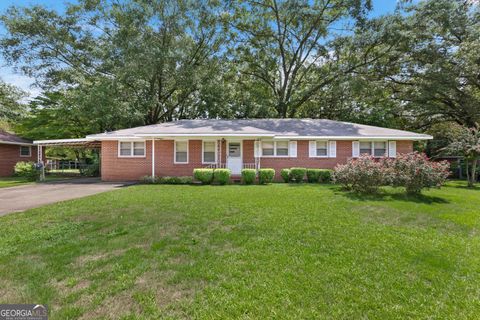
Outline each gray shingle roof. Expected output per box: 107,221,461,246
87,119,432,140
0,130,33,145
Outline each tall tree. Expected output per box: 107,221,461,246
353,0,480,130
0,80,26,128
0,0,226,126
227,0,389,118
445,127,480,187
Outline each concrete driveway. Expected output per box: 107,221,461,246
0,178,132,216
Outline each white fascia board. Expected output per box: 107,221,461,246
34,138,94,145
85,135,139,141
133,133,275,138
0,140,34,146
273,135,433,141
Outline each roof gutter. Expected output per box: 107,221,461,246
273,135,433,141
0,140,34,146
86,134,433,141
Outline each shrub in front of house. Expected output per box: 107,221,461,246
385,152,450,194
141,175,158,184
160,176,193,184
318,169,333,183
241,169,256,185
14,161,39,181
290,167,306,183
280,169,291,183
258,168,275,184
213,169,231,185
306,169,321,183
193,169,214,184
333,156,386,193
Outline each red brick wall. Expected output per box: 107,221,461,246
397,140,413,154
259,140,352,179
154,140,205,177
0,144,38,177
100,139,414,181
101,140,153,181
243,140,255,164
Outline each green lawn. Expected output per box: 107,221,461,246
0,176,32,188
0,174,84,188
1,182,479,319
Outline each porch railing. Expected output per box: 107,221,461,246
204,163,259,171
204,163,227,169
243,163,257,170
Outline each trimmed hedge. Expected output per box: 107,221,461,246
141,175,158,184
160,176,193,184
141,176,193,184
306,169,321,183
290,167,306,183
258,168,275,184
14,161,39,181
241,169,256,185
280,169,291,183
318,169,333,183
213,169,231,185
193,169,214,184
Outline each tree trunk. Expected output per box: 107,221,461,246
469,158,478,187
465,160,470,187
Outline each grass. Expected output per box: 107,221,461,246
0,182,479,319
0,174,86,188
0,176,33,188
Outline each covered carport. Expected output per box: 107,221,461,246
34,138,101,181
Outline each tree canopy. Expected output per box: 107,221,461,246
0,0,478,144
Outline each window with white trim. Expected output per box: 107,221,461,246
118,141,145,157
374,141,387,157
276,141,289,156
175,141,188,163
203,141,216,163
316,141,328,157
262,141,290,157
359,141,387,157
360,141,372,155
262,141,274,156
20,146,31,157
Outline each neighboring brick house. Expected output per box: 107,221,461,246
34,119,432,181
0,131,38,177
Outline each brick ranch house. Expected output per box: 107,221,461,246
0,131,39,177
34,119,432,181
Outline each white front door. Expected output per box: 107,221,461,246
227,141,242,174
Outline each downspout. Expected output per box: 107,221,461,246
257,138,261,171
151,138,155,177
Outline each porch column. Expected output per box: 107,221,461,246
151,139,155,177
38,145,45,181
218,139,222,165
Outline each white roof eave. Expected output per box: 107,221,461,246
34,138,95,145
0,140,34,146
273,135,433,141
87,133,433,141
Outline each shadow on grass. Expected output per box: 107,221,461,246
451,184,480,191
335,189,449,204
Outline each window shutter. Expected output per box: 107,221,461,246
329,141,337,158
309,141,316,157
352,141,360,158
289,141,297,157
254,141,260,158
388,141,397,158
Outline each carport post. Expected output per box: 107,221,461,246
151,138,155,177
38,145,45,181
